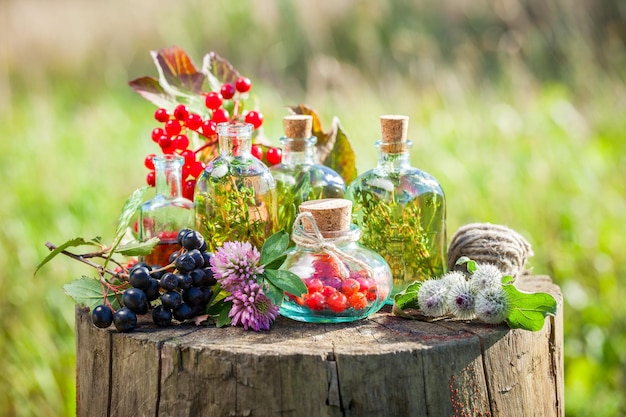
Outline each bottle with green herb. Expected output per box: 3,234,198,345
270,115,346,233
346,115,446,300
194,122,277,251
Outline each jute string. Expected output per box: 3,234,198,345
291,212,375,280
447,222,533,278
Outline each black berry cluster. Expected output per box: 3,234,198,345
91,228,216,332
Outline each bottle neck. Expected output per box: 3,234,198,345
218,122,253,158
375,139,413,171
280,136,317,165
154,155,184,198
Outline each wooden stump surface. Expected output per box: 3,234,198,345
76,274,563,417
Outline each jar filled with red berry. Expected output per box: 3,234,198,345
139,154,194,266
279,198,392,323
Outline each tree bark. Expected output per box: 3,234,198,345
76,274,563,417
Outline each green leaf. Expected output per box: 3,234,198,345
63,276,121,310
212,300,233,328
263,280,285,307
115,238,160,256
455,256,477,274
264,269,307,297
263,254,287,271
260,230,291,266
501,275,515,285
393,281,422,311
503,284,558,332
34,237,102,276
114,187,148,240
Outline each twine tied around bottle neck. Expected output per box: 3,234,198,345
291,212,375,280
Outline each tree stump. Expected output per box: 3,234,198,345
75,275,563,417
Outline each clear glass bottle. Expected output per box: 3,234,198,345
270,115,346,233
139,154,194,266
194,122,277,252
346,115,446,300
279,199,392,323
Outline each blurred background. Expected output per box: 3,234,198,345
1,0,624,415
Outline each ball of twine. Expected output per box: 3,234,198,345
447,223,533,278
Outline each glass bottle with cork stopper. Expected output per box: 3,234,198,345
194,121,277,252
139,154,194,266
279,198,392,323
346,115,447,300
270,115,346,233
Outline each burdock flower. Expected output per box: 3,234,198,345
470,263,503,292
210,241,264,292
226,282,279,331
475,286,510,324
446,275,476,320
417,278,449,317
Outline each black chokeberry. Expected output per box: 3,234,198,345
175,253,196,273
183,287,204,306
173,303,193,321
160,272,178,291
122,288,149,314
129,266,152,291
188,249,205,269
181,230,204,251
152,305,173,327
161,291,182,310
177,228,193,246
91,305,113,329
113,307,137,332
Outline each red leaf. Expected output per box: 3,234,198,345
151,46,206,94
203,51,242,86
127,76,173,109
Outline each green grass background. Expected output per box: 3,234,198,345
1,1,625,416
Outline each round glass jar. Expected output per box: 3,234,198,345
279,199,392,323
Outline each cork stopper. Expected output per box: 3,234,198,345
283,115,313,152
299,198,352,237
380,115,409,153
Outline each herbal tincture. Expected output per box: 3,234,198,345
139,154,194,266
194,122,277,251
270,115,346,233
346,115,446,300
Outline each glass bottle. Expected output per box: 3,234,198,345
270,115,346,233
139,154,194,266
346,115,446,300
279,199,392,323
194,122,277,252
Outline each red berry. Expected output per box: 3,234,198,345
173,104,189,121
151,127,165,143
158,135,172,150
146,171,156,187
244,110,263,129
204,92,223,110
235,77,252,93
266,147,282,165
220,83,236,99
164,119,182,136
341,278,360,297
348,292,368,310
251,144,263,160
306,292,326,311
154,108,169,123
183,179,196,201
305,278,324,294
188,161,204,178
201,120,217,137
186,113,203,130
144,154,156,170
180,149,196,165
173,134,189,150
211,108,229,124
321,286,337,298
327,292,349,313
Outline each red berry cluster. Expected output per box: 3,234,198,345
144,76,268,200
287,255,381,313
